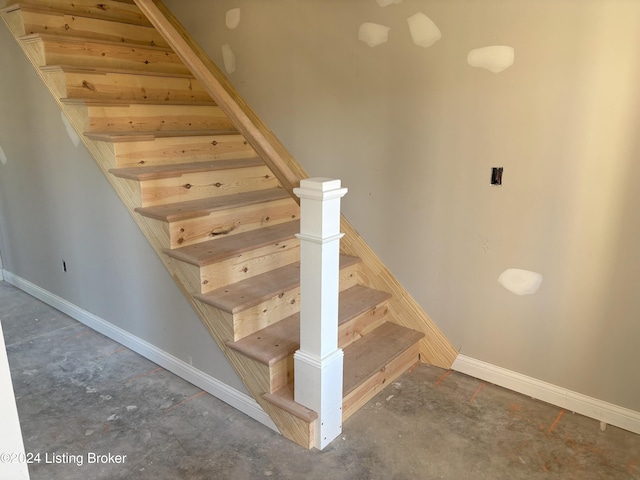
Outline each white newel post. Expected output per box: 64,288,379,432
293,177,348,450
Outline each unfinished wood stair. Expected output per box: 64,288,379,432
0,0,457,449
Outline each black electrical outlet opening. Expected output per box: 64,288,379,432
63,260,67,272
491,167,503,185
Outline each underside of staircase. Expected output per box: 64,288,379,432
0,0,458,449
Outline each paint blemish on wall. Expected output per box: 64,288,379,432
221,44,236,74
498,268,543,296
358,23,390,47
467,46,515,73
0,145,7,166
376,0,402,6
60,112,80,147
407,12,441,48
225,8,240,30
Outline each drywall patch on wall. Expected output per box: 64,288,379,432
0,145,7,166
221,44,236,74
376,0,402,6
467,46,515,73
359,23,390,47
407,12,441,48
226,8,240,30
498,268,543,295
60,112,80,147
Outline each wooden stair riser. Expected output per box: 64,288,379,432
339,302,389,349
113,134,256,167
199,241,300,294
45,69,211,103
21,35,189,74
12,7,168,46
269,357,291,394
342,342,420,421
268,302,390,394
230,262,360,342
167,197,299,249
84,104,234,132
137,165,278,207
4,0,152,27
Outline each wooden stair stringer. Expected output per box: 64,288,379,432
134,0,459,369
0,5,314,448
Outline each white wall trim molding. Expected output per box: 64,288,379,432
453,354,640,435
3,270,277,433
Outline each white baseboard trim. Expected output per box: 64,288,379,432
3,271,277,432
452,354,640,435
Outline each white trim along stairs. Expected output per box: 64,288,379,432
0,0,458,449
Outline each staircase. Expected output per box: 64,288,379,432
0,0,457,449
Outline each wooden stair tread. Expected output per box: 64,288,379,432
62,98,216,107
195,255,361,314
227,285,392,366
84,129,237,142
41,64,196,79
135,187,290,222
2,1,153,27
262,384,318,423
109,158,264,181
342,322,423,397
165,220,300,267
19,32,172,51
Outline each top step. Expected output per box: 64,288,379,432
3,0,152,27
6,4,167,46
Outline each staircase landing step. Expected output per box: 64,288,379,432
263,322,422,424
85,129,238,142
226,285,392,366
343,322,423,396
109,158,264,181
165,220,300,267
135,187,290,222
195,255,361,314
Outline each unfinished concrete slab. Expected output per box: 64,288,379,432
1,281,639,479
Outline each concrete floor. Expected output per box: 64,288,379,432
1,281,639,480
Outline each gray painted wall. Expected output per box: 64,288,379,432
165,0,640,412
0,24,246,394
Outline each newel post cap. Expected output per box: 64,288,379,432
294,177,348,200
